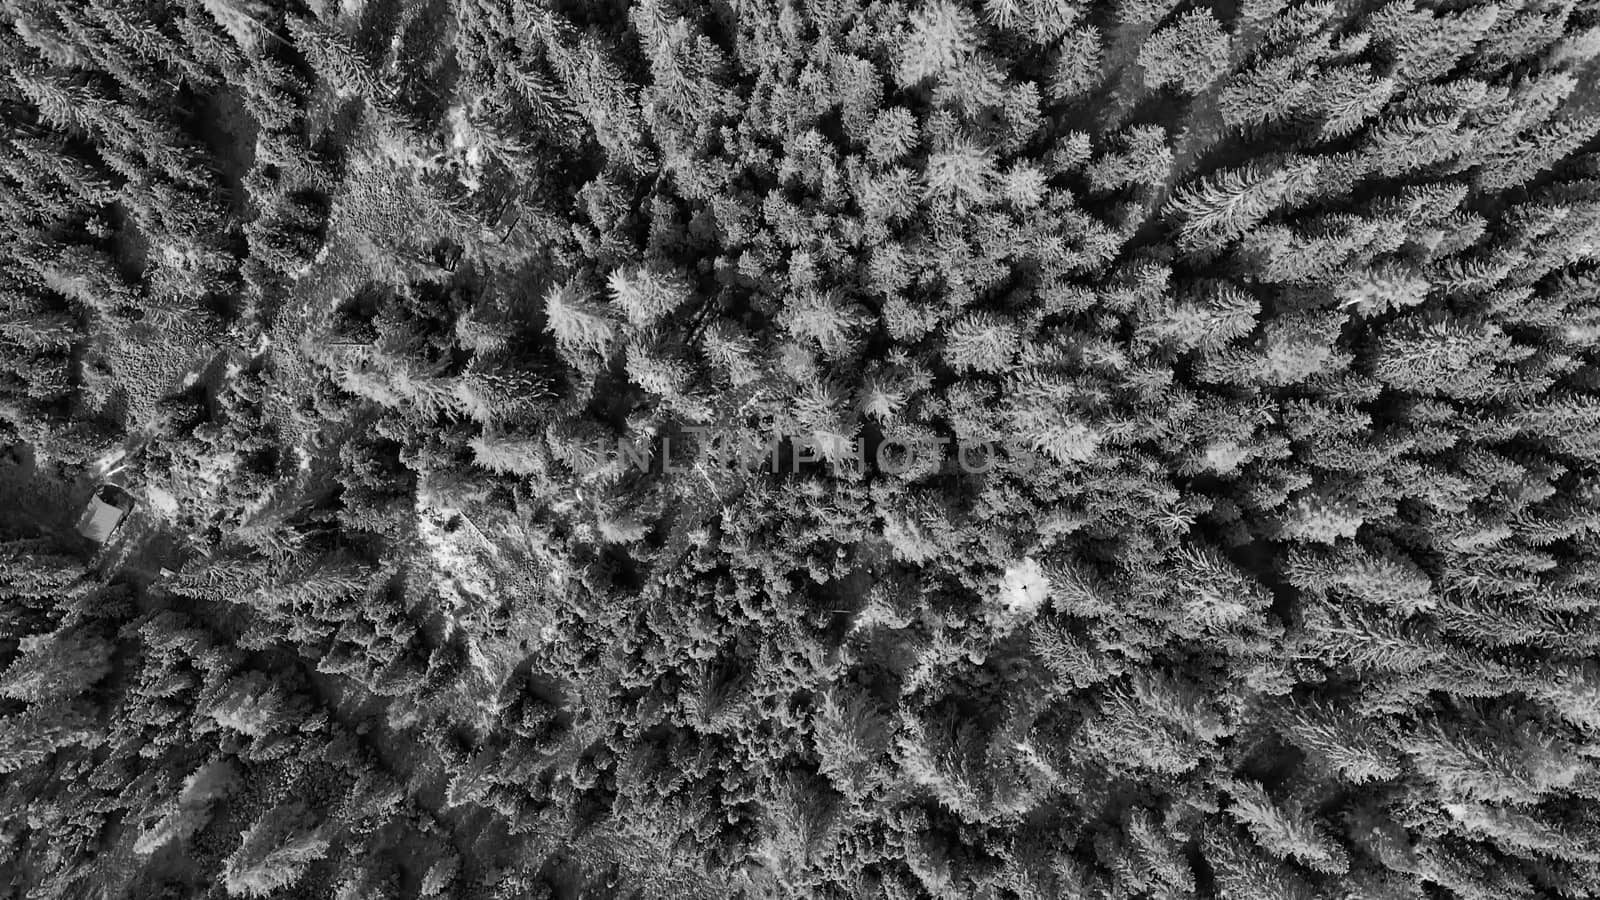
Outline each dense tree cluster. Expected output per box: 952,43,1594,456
2,0,1600,897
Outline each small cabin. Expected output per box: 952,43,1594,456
77,484,135,544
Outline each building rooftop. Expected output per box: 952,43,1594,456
77,485,133,543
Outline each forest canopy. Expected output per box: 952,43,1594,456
2,0,1600,898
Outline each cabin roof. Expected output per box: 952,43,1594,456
78,493,129,543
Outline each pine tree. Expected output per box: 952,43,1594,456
1166,157,1322,249
0,628,113,703
608,264,691,328
894,1,982,88
544,278,619,360
222,802,330,898
536,14,654,172
1139,9,1233,95
1085,125,1172,193
781,289,870,359
1047,26,1103,101
941,312,1019,373
922,137,998,214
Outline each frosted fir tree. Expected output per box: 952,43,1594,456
543,278,618,361
941,312,1020,374
1046,25,1104,100
607,264,691,328
894,0,982,88
221,802,331,897
1139,9,1234,95
1085,125,1173,193
1223,778,1351,874
0,628,113,703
